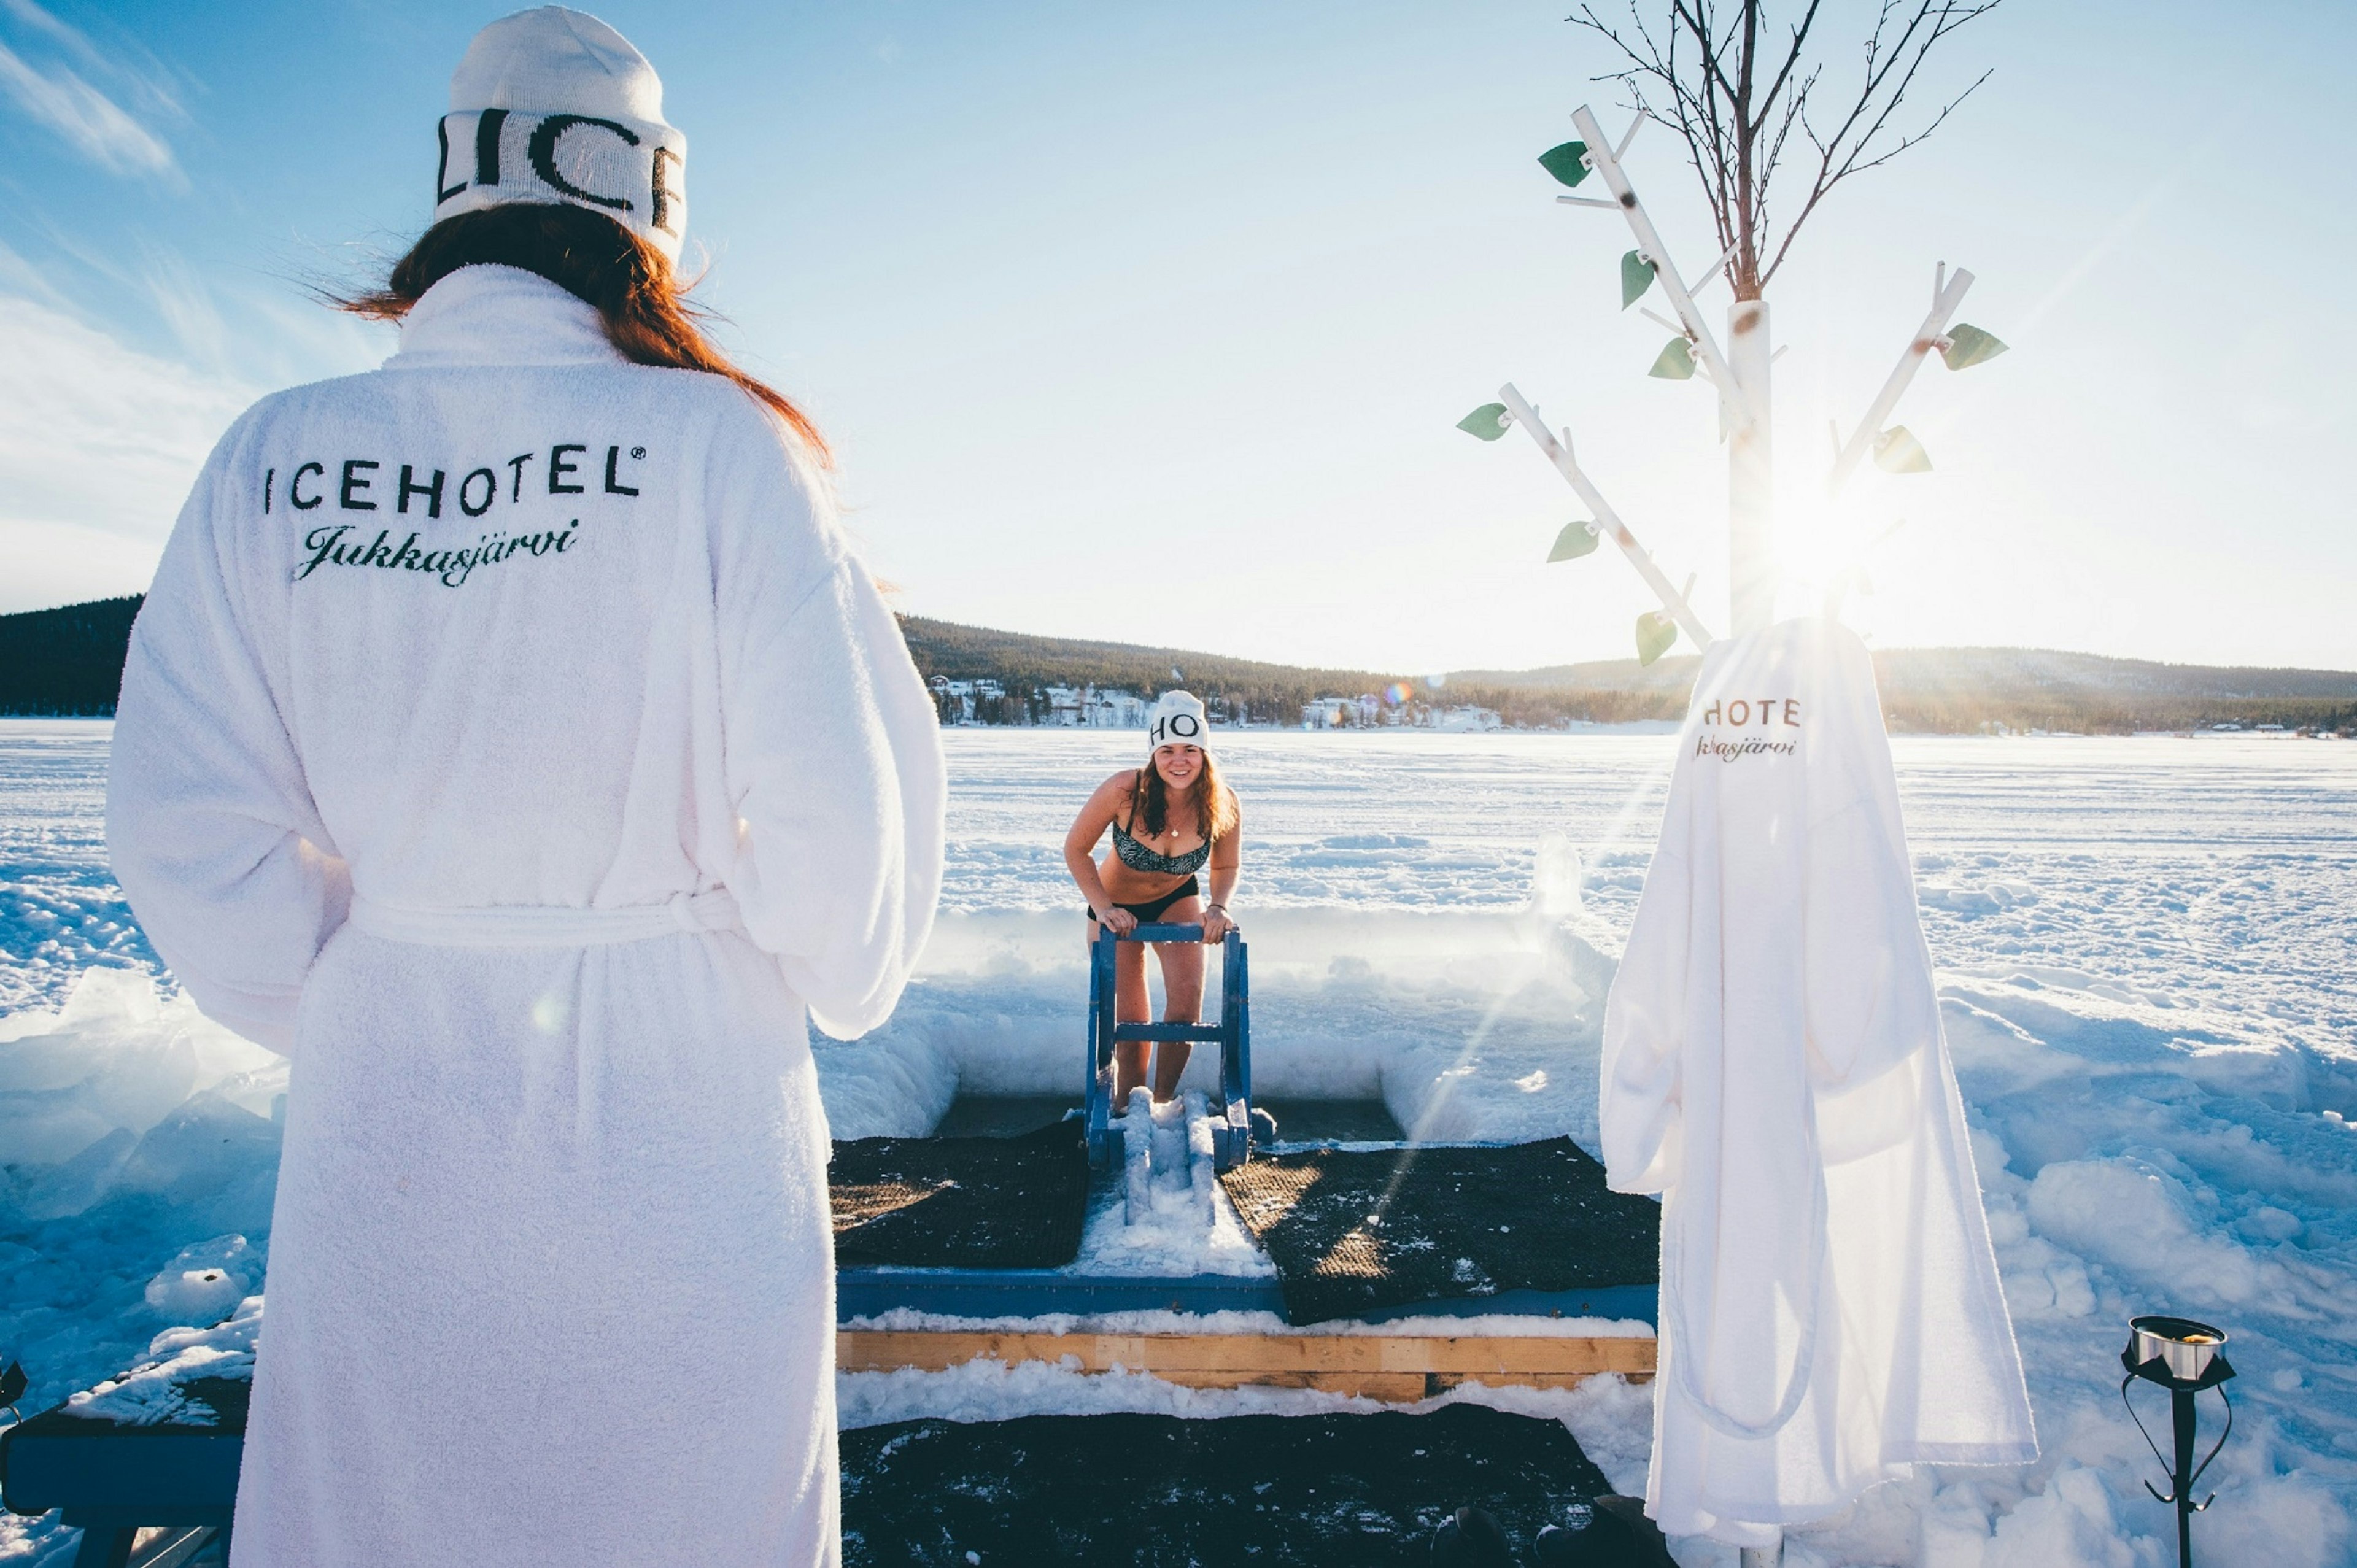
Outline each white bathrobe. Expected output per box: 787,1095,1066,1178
1600,617,2034,1546
106,265,946,1567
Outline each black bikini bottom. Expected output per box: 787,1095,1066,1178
1088,876,1201,925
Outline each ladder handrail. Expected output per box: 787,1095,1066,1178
1105,921,1219,943
1084,925,1253,1171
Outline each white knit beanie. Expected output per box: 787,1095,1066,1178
432,7,687,263
1147,692,1209,749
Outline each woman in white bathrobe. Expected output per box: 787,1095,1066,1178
104,12,944,1565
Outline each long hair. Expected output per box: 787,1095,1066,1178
336,203,829,463
1137,750,1238,844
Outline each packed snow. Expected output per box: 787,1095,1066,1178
4,719,2356,1564
60,1292,260,1429
842,1307,1654,1340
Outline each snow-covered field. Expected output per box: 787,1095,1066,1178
5,720,2356,1564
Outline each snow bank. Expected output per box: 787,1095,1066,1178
816,904,1617,1151
0,964,285,1550
0,968,284,1229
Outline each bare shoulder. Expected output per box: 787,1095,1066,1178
1069,769,1137,836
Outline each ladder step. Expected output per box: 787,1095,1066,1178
1113,1023,1225,1043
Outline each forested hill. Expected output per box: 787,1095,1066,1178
1455,646,2357,733
0,597,144,717
893,617,1685,726
5,597,2354,733
899,618,1408,722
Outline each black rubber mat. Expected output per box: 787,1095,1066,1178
1218,1138,1660,1326
830,1118,1091,1269
840,1401,1612,1567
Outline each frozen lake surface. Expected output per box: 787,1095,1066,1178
5,720,2357,1564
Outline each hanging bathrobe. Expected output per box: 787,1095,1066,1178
106,264,946,1567
1599,616,2034,1547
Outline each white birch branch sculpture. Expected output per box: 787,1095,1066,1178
1495,382,1717,649
1826,262,1981,494
1461,103,2007,666
1565,107,1749,428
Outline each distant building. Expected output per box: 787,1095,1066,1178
1431,705,1501,732
1091,689,1148,728
1043,684,1145,728
928,676,1005,725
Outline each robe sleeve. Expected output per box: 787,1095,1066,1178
712,419,946,1040
1598,825,1689,1195
106,414,350,1054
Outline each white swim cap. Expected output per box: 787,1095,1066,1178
1147,690,1208,749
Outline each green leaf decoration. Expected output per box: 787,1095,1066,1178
1537,141,1590,188
1547,520,1601,562
1620,250,1656,309
1648,337,1695,380
1873,426,1933,473
1456,402,1511,441
1940,323,2009,370
1635,610,1678,667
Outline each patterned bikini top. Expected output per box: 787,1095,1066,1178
1112,818,1210,876
1112,771,1212,875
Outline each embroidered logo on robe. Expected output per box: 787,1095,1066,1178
271,442,644,589
1693,695,1803,762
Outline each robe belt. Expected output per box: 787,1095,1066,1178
347,890,743,948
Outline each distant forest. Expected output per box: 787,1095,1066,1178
4,597,2354,735
0,597,143,717
898,619,2357,735
898,618,1689,728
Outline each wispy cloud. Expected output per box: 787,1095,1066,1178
25,217,393,390
0,287,250,552
136,245,234,373
0,232,393,611
0,0,180,179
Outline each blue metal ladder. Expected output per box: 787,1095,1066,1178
1083,924,1251,1172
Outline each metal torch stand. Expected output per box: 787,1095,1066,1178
2121,1345,2235,1568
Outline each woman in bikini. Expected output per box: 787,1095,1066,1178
1063,691,1242,1103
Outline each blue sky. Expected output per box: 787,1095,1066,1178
2,1,2351,674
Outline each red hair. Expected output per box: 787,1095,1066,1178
338,203,829,463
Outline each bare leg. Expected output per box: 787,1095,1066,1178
1150,897,1207,1100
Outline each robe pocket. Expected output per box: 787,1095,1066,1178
1812,1048,1928,1165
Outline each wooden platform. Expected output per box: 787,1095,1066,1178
837,1327,1655,1402
836,1265,1658,1325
